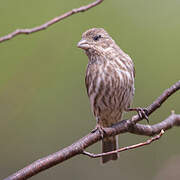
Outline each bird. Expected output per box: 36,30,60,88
77,28,136,163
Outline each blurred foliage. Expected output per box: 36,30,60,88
0,0,180,179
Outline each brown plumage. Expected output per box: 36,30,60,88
77,28,135,163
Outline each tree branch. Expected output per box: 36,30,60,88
82,129,165,158
130,80,180,124
0,0,104,43
129,112,180,136
4,80,180,180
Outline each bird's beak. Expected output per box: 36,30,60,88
77,39,90,50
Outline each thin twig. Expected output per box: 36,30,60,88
0,0,104,43
82,129,165,158
3,81,180,180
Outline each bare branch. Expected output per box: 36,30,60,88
0,0,104,43
131,80,180,124
3,80,180,180
129,112,180,136
82,129,165,158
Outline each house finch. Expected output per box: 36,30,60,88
77,28,136,163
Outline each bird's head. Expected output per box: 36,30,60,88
77,28,115,52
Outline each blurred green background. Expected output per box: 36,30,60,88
0,0,180,179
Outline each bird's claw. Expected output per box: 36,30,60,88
127,107,149,123
136,108,149,123
91,124,106,139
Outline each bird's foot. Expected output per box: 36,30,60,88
91,124,106,139
126,107,149,123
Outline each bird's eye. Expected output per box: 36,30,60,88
93,35,102,41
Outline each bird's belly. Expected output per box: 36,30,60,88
90,84,134,127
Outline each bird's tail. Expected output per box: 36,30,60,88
102,136,118,163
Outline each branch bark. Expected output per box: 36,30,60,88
4,80,180,180
0,0,104,43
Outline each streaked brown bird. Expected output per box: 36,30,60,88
77,28,135,163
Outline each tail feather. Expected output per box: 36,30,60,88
102,136,118,163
